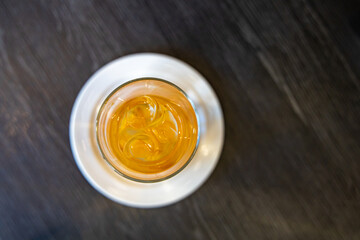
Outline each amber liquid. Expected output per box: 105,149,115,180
97,79,198,181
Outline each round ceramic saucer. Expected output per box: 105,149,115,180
69,53,224,208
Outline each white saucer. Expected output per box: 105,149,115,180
69,53,224,208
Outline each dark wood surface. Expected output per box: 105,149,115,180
1,0,360,239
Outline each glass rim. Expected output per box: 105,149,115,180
96,77,200,183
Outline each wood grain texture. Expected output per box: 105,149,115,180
0,0,359,239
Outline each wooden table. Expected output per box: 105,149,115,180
1,0,359,239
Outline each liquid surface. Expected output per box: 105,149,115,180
105,94,198,176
